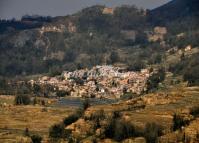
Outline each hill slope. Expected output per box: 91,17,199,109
0,2,198,86
149,0,199,24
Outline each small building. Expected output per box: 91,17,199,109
185,45,192,52
148,26,167,42
68,22,77,33
102,7,114,15
154,27,167,35
177,33,185,38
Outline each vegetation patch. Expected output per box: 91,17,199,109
173,113,190,131
14,94,31,105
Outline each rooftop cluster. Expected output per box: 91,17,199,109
35,65,151,99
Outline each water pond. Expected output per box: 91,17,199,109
53,97,118,107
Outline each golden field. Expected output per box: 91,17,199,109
0,96,74,143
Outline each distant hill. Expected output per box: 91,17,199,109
0,2,198,86
149,0,199,25
0,15,52,33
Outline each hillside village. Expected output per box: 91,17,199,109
32,66,151,99
0,0,199,142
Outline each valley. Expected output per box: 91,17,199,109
0,0,199,142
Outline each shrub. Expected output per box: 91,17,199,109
0,78,6,89
147,68,165,91
33,97,38,105
109,51,119,64
127,61,145,72
190,106,199,117
173,114,189,131
197,132,199,139
121,92,135,100
183,66,199,86
49,123,65,138
63,114,79,126
14,94,31,105
32,83,41,96
41,100,45,106
104,119,135,141
31,134,42,143
143,122,162,143
90,109,105,121
149,53,162,64
48,66,62,77
56,90,68,97
63,109,83,126
41,107,48,112
24,127,30,136
114,120,135,141
87,109,105,129
112,110,122,119
82,99,91,110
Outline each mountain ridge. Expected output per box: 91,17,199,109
149,0,199,24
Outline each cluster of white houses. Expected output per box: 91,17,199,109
33,66,151,99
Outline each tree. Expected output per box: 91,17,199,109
127,60,145,72
190,106,199,117
109,51,119,64
149,53,162,64
63,114,79,126
33,97,38,105
31,134,42,143
143,123,162,143
32,83,41,96
24,128,30,136
63,109,83,126
14,94,31,105
56,90,68,97
183,66,199,86
49,123,65,138
86,109,105,129
48,66,62,77
173,114,189,131
0,78,6,89
104,119,135,141
82,99,91,110
147,68,165,91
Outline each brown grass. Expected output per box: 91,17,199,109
0,96,74,143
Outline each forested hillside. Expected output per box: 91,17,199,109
0,1,199,85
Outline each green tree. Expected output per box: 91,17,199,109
32,83,41,96
147,68,165,91
104,119,135,141
144,122,162,143
127,60,145,72
56,90,68,97
14,94,31,105
173,114,189,131
183,66,199,86
109,51,119,64
0,78,6,89
31,134,42,143
49,123,65,138
63,109,83,126
82,99,91,110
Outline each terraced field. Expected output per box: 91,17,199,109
0,96,74,143
83,85,199,142
0,85,199,142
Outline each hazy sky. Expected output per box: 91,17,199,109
0,0,171,19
